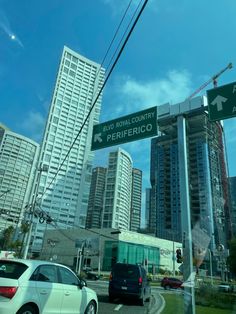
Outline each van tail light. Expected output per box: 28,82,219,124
0,286,18,299
138,277,143,284
109,273,112,281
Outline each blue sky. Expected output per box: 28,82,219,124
1,0,236,223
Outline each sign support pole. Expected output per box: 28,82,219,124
177,115,195,314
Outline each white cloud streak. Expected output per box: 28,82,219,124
0,10,24,48
20,111,45,143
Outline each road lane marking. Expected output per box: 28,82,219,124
114,304,123,311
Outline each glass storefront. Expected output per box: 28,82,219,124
103,240,160,272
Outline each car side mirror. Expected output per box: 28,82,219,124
79,278,87,288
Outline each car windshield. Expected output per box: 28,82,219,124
0,2,236,314
0,261,28,279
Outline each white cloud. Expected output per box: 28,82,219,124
20,111,45,143
96,69,194,217
102,69,193,120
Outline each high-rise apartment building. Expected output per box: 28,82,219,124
86,151,142,231
0,124,39,232
130,168,142,232
102,148,133,230
86,167,107,229
30,46,104,252
148,104,231,249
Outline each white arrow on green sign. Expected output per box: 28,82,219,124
91,106,157,151
207,81,236,121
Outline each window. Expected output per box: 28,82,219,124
58,266,79,285
34,265,58,283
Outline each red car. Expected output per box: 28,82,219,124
161,277,183,289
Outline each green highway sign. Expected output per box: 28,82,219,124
91,106,157,151
207,81,236,121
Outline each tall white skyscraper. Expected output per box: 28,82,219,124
0,124,40,232
31,46,105,252
102,148,133,230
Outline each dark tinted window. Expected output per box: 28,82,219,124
58,266,79,285
112,264,139,279
0,261,28,279
34,265,58,283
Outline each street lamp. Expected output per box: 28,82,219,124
76,241,85,276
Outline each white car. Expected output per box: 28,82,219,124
218,282,234,293
0,258,98,314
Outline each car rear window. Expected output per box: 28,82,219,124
0,261,28,279
112,264,139,279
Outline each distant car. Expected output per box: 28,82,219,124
109,263,151,306
161,277,183,290
83,266,93,272
0,258,98,314
218,282,234,293
85,271,100,280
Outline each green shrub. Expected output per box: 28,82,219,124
195,285,235,310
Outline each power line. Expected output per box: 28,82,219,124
99,0,134,71
105,0,143,73
37,0,149,202
22,0,149,258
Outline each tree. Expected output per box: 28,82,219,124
227,237,236,275
0,226,15,250
18,222,30,257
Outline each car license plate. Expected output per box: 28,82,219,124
121,286,127,290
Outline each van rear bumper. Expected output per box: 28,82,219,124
109,286,142,299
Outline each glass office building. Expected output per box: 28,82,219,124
148,106,231,250
102,240,160,272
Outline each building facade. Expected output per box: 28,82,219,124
228,176,236,237
86,167,107,229
0,124,40,232
40,227,181,274
30,46,105,252
148,100,231,250
130,168,142,232
102,148,133,230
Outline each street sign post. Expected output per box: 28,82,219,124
91,106,157,150
207,81,236,121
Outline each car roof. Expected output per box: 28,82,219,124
0,258,70,269
113,263,142,267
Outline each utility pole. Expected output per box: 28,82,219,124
22,165,48,259
178,115,195,314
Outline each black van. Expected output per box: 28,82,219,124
108,263,151,305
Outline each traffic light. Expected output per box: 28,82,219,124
176,249,182,263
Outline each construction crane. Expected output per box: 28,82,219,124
186,62,233,100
